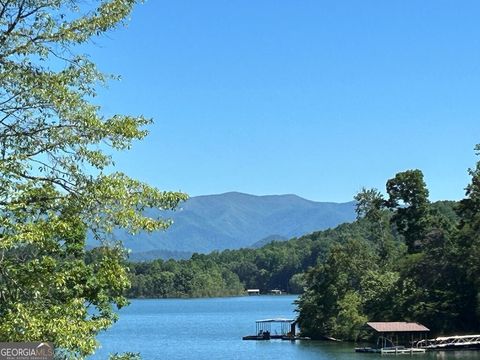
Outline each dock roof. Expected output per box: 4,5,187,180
367,322,430,333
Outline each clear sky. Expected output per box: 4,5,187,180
87,0,480,202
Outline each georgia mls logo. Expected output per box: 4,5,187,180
34,343,52,358
0,342,54,360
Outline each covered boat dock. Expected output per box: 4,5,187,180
243,318,303,340
355,322,430,354
255,318,296,338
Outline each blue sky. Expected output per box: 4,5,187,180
87,0,480,202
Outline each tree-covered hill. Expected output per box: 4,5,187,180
125,208,405,298
94,192,356,255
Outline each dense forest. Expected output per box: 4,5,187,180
296,160,480,340
126,218,378,298
125,147,480,341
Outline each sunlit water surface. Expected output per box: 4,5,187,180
90,296,480,360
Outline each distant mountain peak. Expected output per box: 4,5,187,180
91,192,356,257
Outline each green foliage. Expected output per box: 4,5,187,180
288,273,306,294
360,269,399,321
334,291,368,341
127,256,245,298
456,144,480,329
127,218,381,298
0,207,133,358
296,237,379,339
385,170,431,253
297,159,480,340
354,187,385,222
355,188,399,266
0,1,187,358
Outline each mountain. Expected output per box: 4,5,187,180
88,192,356,256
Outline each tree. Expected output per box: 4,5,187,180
385,170,430,253
456,144,480,330
0,1,188,358
354,187,399,263
296,237,377,340
288,273,306,294
354,187,385,222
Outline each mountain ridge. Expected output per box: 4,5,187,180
88,192,356,256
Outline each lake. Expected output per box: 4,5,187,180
90,296,480,359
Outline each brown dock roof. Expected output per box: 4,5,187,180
367,322,430,333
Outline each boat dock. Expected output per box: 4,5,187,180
415,334,480,350
356,322,480,354
242,318,309,341
355,321,430,355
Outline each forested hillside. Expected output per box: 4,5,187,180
297,161,480,340
126,218,378,298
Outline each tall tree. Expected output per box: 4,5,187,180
354,187,385,222
456,144,480,330
0,1,188,358
386,170,430,253
354,187,399,263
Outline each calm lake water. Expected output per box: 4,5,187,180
90,296,480,359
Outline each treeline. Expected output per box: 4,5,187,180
297,161,480,340
127,257,244,298
125,217,386,298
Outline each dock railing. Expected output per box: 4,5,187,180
415,334,480,349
